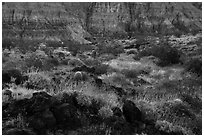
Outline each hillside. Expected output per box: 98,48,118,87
2,2,202,135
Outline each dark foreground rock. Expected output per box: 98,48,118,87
52,103,81,129
122,100,142,124
28,109,56,134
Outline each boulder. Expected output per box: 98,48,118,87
52,103,81,128
28,109,56,134
61,92,78,106
122,100,142,124
111,117,135,135
27,91,54,114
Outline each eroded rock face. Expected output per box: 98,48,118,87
2,3,201,39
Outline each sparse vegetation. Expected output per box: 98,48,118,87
135,41,182,67
2,2,202,135
184,58,202,76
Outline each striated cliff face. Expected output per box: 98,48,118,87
2,2,202,38
90,2,201,36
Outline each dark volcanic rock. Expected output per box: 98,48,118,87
61,92,78,105
122,100,142,124
27,91,54,114
28,109,56,134
111,117,135,135
52,103,81,128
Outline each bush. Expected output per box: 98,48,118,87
24,53,44,70
97,41,124,56
98,106,113,119
155,120,188,135
94,64,109,75
24,72,52,90
121,68,150,79
42,57,59,70
184,58,202,76
135,42,181,67
2,38,15,49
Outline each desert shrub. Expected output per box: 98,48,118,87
2,52,26,70
184,58,202,76
76,93,96,107
68,58,85,67
2,113,28,130
155,120,188,135
121,69,139,79
94,64,109,75
2,37,16,49
98,106,113,119
121,68,150,79
97,41,124,56
45,40,64,48
179,93,202,113
173,30,183,38
64,41,93,56
135,42,181,66
98,54,116,62
111,31,128,39
24,53,44,70
83,57,101,67
42,57,59,70
155,99,201,134
24,72,52,90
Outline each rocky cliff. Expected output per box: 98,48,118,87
2,2,202,38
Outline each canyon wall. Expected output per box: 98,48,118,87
2,2,202,38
